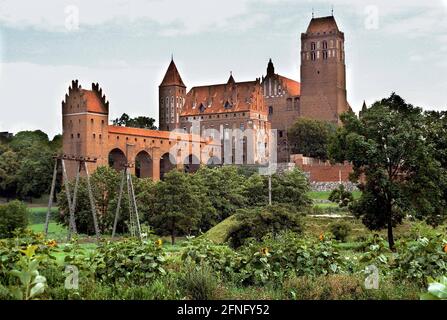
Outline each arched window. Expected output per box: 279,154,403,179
311,52,316,61
199,103,205,113
323,51,328,60
323,41,328,49
224,101,232,109
311,42,316,50
268,106,273,115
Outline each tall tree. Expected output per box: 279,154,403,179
113,113,157,130
151,170,214,244
330,94,447,249
288,118,336,160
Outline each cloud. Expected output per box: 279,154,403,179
0,0,262,35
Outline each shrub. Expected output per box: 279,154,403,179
179,263,218,300
393,236,447,284
181,238,239,280
228,205,303,248
91,240,166,285
328,185,354,208
329,222,351,242
0,201,28,238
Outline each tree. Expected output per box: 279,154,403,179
56,166,144,235
272,168,312,209
0,200,28,238
288,118,336,160
194,166,246,222
151,170,214,244
16,144,54,200
329,94,447,249
0,150,20,200
112,113,157,130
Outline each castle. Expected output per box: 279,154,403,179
62,15,350,180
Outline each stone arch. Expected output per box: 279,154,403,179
184,154,200,173
108,148,127,171
160,152,176,180
135,150,153,179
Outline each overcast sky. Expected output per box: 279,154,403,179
0,0,446,138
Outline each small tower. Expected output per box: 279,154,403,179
300,15,348,124
159,58,186,131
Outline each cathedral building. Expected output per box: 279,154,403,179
158,15,350,163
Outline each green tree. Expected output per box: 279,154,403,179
151,170,214,244
0,150,20,200
0,200,28,238
112,113,157,130
288,118,336,160
272,168,312,209
194,166,246,222
330,94,447,249
16,144,54,200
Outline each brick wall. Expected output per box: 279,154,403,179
291,154,353,183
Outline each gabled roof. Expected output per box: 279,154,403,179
160,59,186,87
181,79,265,116
306,16,339,34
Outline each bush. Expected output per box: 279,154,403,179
329,222,351,242
329,185,354,208
91,240,167,285
0,201,28,238
393,236,447,284
179,263,218,300
228,205,303,248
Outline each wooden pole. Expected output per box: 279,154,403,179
68,161,81,238
61,159,77,241
44,159,58,237
84,161,101,241
128,171,142,240
112,169,126,239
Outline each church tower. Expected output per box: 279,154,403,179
300,15,348,124
159,58,186,131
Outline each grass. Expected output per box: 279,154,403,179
307,190,362,201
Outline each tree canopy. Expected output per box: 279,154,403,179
112,113,157,130
288,118,336,160
329,93,447,249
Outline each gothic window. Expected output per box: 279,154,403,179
279,131,283,138
323,41,328,49
311,52,316,61
199,103,205,113
268,106,273,115
224,101,232,109
323,51,328,60
294,98,300,115
311,42,316,50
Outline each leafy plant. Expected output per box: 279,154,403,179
420,276,447,300
8,245,47,300
329,185,354,208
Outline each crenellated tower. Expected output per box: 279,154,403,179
62,80,110,177
159,58,186,131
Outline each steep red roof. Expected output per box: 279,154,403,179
181,79,266,116
306,16,339,34
160,59,186,87
81,90,106,114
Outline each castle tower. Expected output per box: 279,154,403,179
62,80,109,178
159,58,186,131
300,15,348,124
